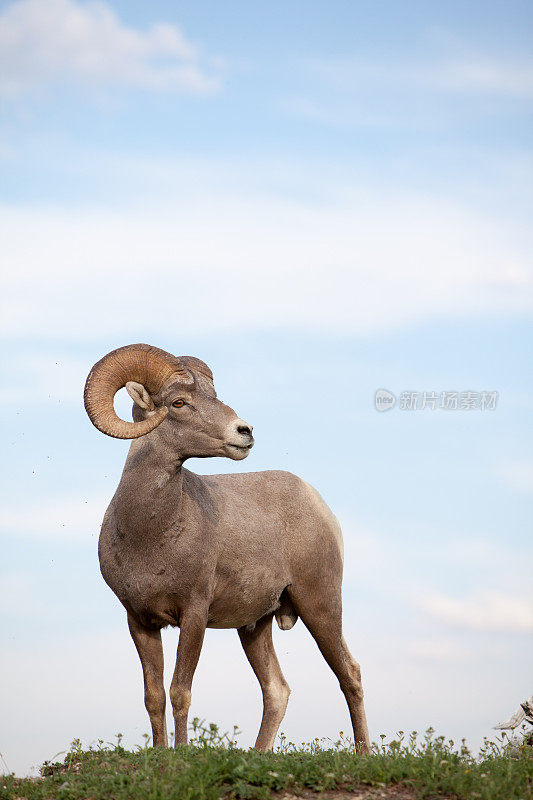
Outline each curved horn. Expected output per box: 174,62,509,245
179,356,214,385
84,343,191,439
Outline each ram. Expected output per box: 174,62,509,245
84,343,370,753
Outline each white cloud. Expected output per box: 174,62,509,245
0,572,36,614
306,53,533,98
1,182,531,342
0,352,89,405
496,460,533,494
434,59,533,97
424,591,533,632
0,493,109,540
408,638,468,661
340,520,533,631
0,0,220,98
289,50,533,130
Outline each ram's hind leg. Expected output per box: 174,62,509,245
238,613,290,751
127,612,168,747
288,586,371,754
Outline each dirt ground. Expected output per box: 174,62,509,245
272,785,451,800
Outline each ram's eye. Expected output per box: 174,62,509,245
172,399,185,408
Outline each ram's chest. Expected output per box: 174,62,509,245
98,524,211,623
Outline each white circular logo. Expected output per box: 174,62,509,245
374,388,396,412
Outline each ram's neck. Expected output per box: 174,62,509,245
113,434,184,544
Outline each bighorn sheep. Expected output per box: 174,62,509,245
84,344,371,753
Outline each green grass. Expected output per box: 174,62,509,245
1,721,532,800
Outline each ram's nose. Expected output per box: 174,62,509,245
232,418,254,446
225,418,254,460
236,421,253,438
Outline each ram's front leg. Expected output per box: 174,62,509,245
127,612,168,747
170,607,207,745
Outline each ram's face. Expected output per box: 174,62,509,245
130,372,254,461
84,344,253,460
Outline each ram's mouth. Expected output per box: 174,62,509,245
225,441,254,459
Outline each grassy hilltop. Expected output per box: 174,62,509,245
1,721,531,800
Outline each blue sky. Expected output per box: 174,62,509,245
1,0,532,776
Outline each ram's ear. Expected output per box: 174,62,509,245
126,381,155,412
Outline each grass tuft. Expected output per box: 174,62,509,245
1,720,532,799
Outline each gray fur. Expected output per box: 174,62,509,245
89,348,371,753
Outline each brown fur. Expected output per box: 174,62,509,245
92,354,371,753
